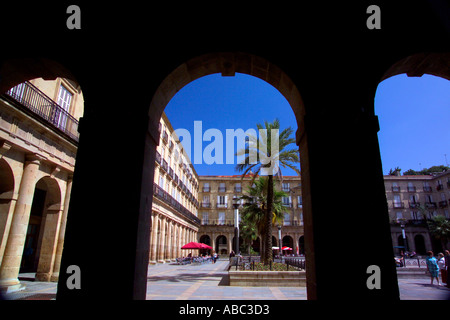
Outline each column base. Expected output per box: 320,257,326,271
35,272,52,282
0,278,25,294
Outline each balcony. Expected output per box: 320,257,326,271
437,184,444,191
155,151,161,164
425,202,437,209
201,219,235,226
283,220,302,226
391,186,400,192
282,203,292,208
234,187,242,193
423,186,432,192
202,187,210,192
153,183,200,225
201,202,211,208
393,202,404,209
439,200,448,208
168,167,174,179
407,186,416,192
216,203,228,208
4,81,79,142
409,202,421,209
161,131,168,144
218,187,227,192
162,159,168,172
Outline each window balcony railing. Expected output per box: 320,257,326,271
153,183,200,225
218,187,226,192
155,151,161,164
162,159,168,172
282,202,292,208
202,187,210,192
425,202,437,209
216,203,228,208
392,186,400,192
438,200,448,208
234,187,242,192
423,186,432,192
407,186,416,192
201,202,211,208
4,81,79,142
393,202,404,209
201,219,235,226
409,202,421,209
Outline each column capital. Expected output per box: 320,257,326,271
25,153,46,165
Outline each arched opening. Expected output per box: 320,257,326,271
299,236,305,255
414,234,427,255
0,158,15,266
21,176,62,281
199,234,211,246
215,235,227,255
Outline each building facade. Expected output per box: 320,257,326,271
149,112,201,263
197,175,304,256
0,78,83,291
384,171,450,255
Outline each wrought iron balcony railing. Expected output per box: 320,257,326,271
153,183,200,225
4,81,79,142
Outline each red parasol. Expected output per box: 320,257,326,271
181,242,203,249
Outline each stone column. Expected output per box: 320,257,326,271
149,213,159,264
50,175,73,281
166,220,172,262
158,217,166,263
0,154,43,292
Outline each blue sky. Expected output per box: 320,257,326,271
375,74,450,175
165,73,450,176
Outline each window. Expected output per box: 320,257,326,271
218,212,225,225
282,196,291,207
203,182,210,192
284,213,291,226
202,212,209,225
234,183,241,192
297,196,303,208
392,182,400,192
219,183,226,192
407,182,416,192
282,183,290,192
395,212,403,221
217,195,228,208
159,176,164,189
393,195,402,208
56,85,73,130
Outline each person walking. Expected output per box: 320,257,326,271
426,251,441,286
437,252,446,285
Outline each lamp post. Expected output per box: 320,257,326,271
277,225,282,260
232,196,240,255
399,218,408,268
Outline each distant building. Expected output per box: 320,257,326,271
197,175,304,256
384,171,450,255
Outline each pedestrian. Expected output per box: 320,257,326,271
425,251,441,286
437,252,446,285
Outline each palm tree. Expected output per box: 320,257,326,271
235,119,300,264
428,215,450,251
239,177,288,261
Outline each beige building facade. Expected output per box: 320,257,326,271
384,171,450,255
149,113,200,263
0,78,83,292
197,174,304,256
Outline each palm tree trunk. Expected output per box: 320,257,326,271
264,174,274,265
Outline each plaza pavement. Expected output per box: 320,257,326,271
2,259,450,301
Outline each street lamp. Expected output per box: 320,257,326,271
232,196,240,255
399,218,408,268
